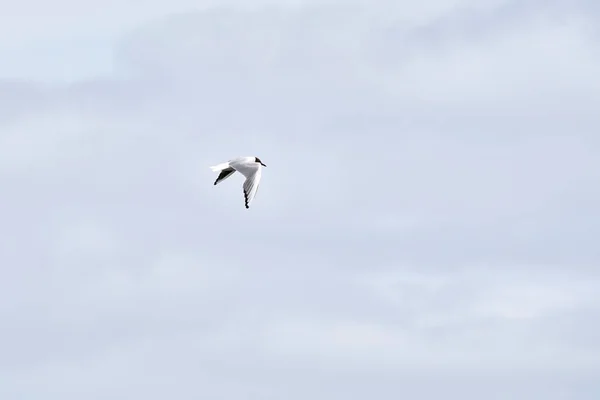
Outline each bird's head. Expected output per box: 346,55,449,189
255,157,267,167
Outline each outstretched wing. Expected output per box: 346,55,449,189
242,168,262,209
214,167,236,185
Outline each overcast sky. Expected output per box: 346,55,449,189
1,0,599,399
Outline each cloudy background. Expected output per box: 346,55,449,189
1,0,599,398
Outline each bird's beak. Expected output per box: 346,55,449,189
260,162,267,167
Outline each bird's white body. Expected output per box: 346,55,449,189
210,156,266,209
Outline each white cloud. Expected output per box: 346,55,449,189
383,12,600,111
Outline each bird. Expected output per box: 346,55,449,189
209,156,267,209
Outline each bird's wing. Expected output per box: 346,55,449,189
232,161,259,179
213,167,236,185
242,167,262,209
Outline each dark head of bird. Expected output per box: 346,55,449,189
255,157,267,167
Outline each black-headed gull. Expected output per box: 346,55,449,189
210,156,267,209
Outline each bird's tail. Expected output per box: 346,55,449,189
209,162,230,172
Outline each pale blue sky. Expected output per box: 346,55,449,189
1,0,599,399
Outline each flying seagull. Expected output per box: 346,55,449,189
210,156,267,209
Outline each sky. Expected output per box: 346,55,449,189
1,0,599,398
